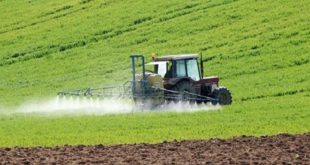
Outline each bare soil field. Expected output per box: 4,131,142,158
0,133,309,164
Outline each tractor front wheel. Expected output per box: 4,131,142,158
212,87,232,105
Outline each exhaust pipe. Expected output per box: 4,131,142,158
200,52,204,77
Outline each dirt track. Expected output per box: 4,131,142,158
0,133,309,164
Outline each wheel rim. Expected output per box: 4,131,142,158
219,93,228,104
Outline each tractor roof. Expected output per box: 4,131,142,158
154,54,198,61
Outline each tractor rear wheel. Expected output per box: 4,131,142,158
171,81,196,102
212,87,232,105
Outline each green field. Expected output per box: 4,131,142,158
0,0,309,147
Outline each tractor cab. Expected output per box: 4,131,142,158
146,54,202,80
149,54,218,90
153,54,201,81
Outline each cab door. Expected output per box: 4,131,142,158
174,60,187,78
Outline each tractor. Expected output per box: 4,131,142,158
131,53,232,106
58,53,232,109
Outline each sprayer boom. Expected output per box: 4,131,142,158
58,84,132,98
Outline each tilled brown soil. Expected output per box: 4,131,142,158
0,133,309,164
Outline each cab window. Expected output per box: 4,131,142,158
176,60,186,77
186,59,200,80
